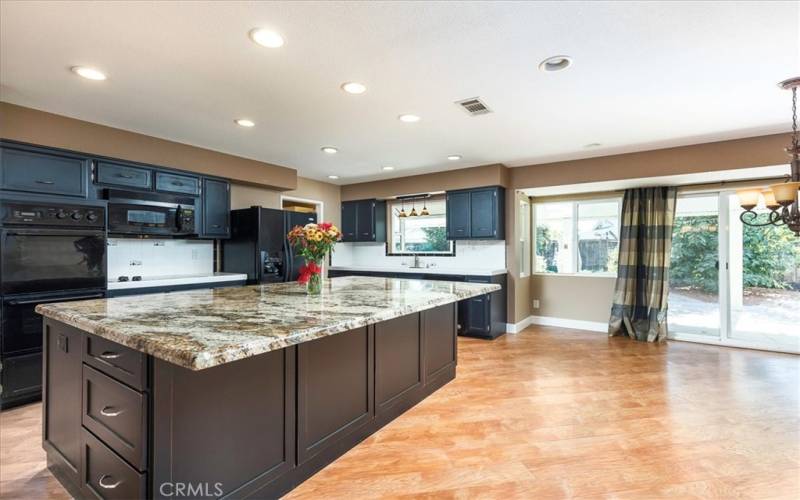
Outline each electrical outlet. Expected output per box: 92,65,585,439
533,299,540,309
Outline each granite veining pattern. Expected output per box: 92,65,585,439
36,276,500,371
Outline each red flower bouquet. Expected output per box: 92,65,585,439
287,222,342,294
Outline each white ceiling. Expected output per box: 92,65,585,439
1,1,798,185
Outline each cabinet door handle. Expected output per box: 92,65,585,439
35,179,55,185
478,227,487,231
99,351,121,360
98,475,122,489
100,406,122,417
212,224,221,228
172,180,185,186
362,232,370,236
116,173,134,179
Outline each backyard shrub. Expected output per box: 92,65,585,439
670,214,799,292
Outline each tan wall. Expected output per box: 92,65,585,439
530,275,616,323
231,176,341,226
512,133,789,327
510,133,789,189
0,102,297,190
341,164,508,201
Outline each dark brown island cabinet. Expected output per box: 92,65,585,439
41,303,458,499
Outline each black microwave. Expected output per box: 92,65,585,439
106,189,196,236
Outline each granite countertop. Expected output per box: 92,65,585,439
328,266,507,276
37,276,500,371
108,272,248,290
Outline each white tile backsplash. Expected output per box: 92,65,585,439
331,240,506,271
107,238,214,281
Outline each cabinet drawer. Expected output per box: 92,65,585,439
81,428,146,500
1,145,88,197
82,365,148,470
84,334,147,390
95,161,152,190
155,171,200,195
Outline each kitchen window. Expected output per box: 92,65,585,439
387,197,455,255
533,198,621,275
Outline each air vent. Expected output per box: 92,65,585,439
455,97,492,116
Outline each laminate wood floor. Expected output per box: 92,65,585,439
2,326,798,499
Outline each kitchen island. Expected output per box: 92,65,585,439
36,276,500,499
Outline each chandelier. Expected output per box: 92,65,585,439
736,77,800,237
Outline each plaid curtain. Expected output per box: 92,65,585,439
609,187,677,342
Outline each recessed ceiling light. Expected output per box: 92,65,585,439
328,175,339,179
382,166,395,171
447,155,462,161
341,82,367,94
398,114,420,123
71,66,106,81
538,55,572,72
249,28,284,48
584,142,602,148
235,119,255,127
321,146,338,154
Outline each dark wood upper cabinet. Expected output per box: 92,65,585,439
341,199,386,242
341,201,358,241
445,186,505,240
95,160,152,190
446,191,470,239
200,177,230,238
0,143,89,198
155,171,200,196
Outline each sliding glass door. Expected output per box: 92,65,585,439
668,191,800,353
668,195,721,338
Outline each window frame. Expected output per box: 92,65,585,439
519,197,532,278
385,197,456,257
532,197,622,277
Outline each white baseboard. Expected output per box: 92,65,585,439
507,315,607,333
506,316,534,334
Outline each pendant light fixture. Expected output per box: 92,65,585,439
736,76,800,237
397,199,407,218
409,199,418,217
420,200,430,216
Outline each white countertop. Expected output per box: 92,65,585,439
328,266,507,277
107,272,248,290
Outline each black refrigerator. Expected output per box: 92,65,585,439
223,207,317,284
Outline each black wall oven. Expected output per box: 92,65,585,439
0,199,107,409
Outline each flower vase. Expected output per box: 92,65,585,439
305,260,323,295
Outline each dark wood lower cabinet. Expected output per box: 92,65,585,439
297,326,373,465
42,302,457,499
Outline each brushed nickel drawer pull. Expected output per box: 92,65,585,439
98,474,121,489
99,351,121,360
100,406,122,417
35,179,55,185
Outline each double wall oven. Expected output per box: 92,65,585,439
0,199,107,408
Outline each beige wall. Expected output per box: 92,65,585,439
230,177,341,227
0,102,297,190
511,133,789,327
341,164,507,201
510,133,788,189
530,275,616,323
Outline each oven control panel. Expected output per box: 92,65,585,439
0,201,106,228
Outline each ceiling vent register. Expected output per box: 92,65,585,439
455,97,492,116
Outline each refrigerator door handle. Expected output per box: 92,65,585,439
283,238,292,282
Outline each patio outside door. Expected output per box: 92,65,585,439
668,191,800,353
